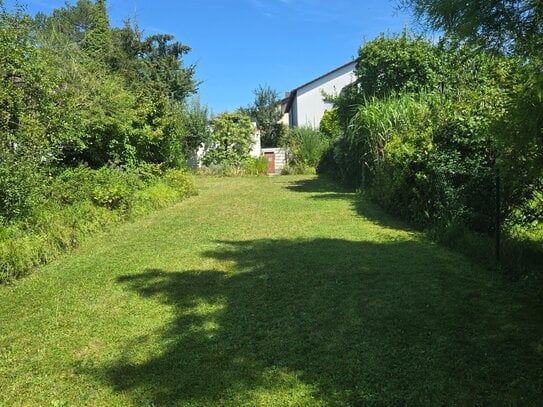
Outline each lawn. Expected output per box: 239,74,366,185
1,175,542,406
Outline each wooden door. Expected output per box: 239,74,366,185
264,152,275,174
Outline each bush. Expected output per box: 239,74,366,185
281,127,329,169
91,166,143,210
51,165,95,205
242,157,269,175
163,169,198,196
281,163,316,175
0,165,197,283
198,157,269,177
0,154,45,223
319,109,341,140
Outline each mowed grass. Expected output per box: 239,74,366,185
1,175,542,406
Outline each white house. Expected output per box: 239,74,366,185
281,61,357,128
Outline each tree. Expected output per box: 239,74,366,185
38,0,94,46
401,0,543,60
0,2,63,220
83,0,112,62
246,85,283,147
140,34,197,103
181,97,211,155
355,31,440,98
203,113,254,167
402,0,543,226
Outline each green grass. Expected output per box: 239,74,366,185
1,175,542,406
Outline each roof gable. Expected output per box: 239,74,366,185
283,60,356,114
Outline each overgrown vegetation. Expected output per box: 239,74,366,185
198,156,269,177
281,126,329,174
318,29,542,278
0,165,196,282
0,0,204,282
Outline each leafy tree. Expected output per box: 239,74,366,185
203,113,255,167
246,85,283,147
0,2,59,220
38,0,94,46
33,0,199,168
401,0,543,60
355,31,440,98
319,109,341,139
181,97,211,154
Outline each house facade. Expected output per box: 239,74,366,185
282,61,357,128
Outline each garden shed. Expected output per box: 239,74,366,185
261,147,288,175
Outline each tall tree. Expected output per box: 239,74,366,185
401,0,543,60
140,34,197,103
84,0,112,62
247,85,283,147
39,0,94,46
355,31,440,98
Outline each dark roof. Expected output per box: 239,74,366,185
283,60,356,114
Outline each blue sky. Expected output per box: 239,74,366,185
6,0,415,113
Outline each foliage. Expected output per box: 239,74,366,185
319,109,341,140
0,165,196,282
401,0,543,60
203,113,255,168
355,31,440,98
198,156,269,177
281,127,329,168
496,65,543,226
323,37,522,234
90,166,142,209
242,156,269,176
281,162,316,175
0,0,204,281
0,0,200,277
0,3,63,222
163,168,198,195
34,0,198,168
244,85,283,147
0,153,44,223
401,0,543,230
181,97,211,155
83,0,112,63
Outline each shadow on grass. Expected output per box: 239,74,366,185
287,175,417,232
288,176,543,282
95,238,542,405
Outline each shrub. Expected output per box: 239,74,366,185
51,165,95,205
163,169,198,196
319,109,341,140
242,157,269,175
0,165,197,283
281,127,329,169
281,163,316,175
91,166,143,210
134,162,165,183
0,154,45,223
203,113,255,168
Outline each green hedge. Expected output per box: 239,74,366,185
0,166,197,283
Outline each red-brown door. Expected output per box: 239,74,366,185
264,152,275,174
